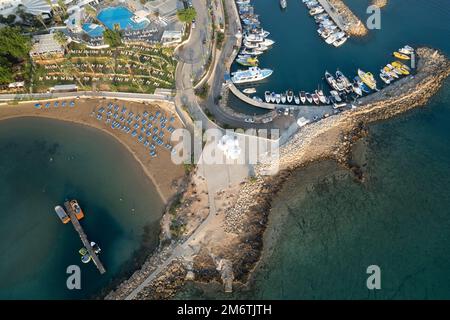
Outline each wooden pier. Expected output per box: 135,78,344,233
64,201,106,274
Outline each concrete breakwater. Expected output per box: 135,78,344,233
106,48,449,299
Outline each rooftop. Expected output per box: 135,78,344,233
30,33,64,56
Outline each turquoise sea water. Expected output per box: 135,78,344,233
0,118,164,299
179,0,450,299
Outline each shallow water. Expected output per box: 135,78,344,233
0,117,164,299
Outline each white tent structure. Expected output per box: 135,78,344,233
217,135,241,161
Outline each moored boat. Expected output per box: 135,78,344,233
287,90,294,103
357,69,378,90
305,92,313,104
55,205,70,224
393,51,411,60
300,91,306,104
265,91,271,103
243,87,257,94
312,93,320,105
294,95,300,105
232,67,273,84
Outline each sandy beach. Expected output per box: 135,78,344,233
0,98,186,203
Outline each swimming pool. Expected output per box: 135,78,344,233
97,6,149,31
82,23,105,38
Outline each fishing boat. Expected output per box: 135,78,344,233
231,67,273,84
357,69,378,90
300,91,306,104
312,93,320,105
280,0,287,9
393,51,411,60
281,93,287,104
305,92,313,104
330,90,342,102
54,205,70,224
287,90,294,103
294,95,300,105
243,88,257,94
265,91,271,103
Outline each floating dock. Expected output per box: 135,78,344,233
64,201,106,274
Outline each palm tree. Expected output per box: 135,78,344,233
53,31,68,52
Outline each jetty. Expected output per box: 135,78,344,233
64,201,106,274
317,0,349,32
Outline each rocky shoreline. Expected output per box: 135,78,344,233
107,48,449,299
372,0,388,9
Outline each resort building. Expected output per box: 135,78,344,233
161,21,185,45
29,33,65,58
144,0,183,20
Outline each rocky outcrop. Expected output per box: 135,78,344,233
372,0,388,9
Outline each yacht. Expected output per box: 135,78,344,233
241,48,264,55
244,34,265,42
231,67,273,84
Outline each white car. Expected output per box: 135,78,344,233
244,117,255,123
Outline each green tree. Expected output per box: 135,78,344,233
177,8,197,23
53,31,68,50
0,27,31,61
103,29,122,48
